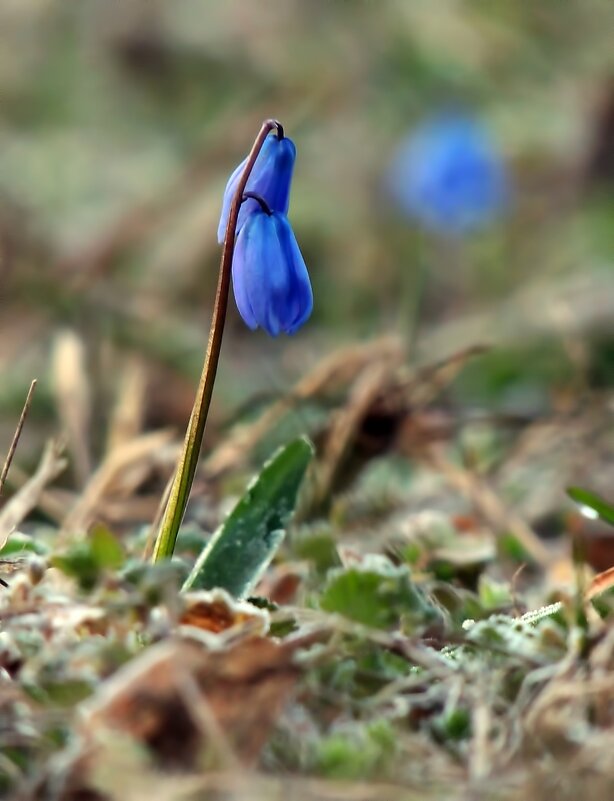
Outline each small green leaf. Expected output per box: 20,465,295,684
120,558,188,604
478,575,512,611
498,532,531,562
312,720,396,780
52,546,100,591
51,527,124,590
25,679,93,707
90,526,124,570
567,486,614,527
292,527,341,573
0,531,49,557
320,557,442,630
183,437,314,597
433,707,471,742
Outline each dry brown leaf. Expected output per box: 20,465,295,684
180,590,269,635
546,554,583,589
51,330,92,487
204,337,404,479
586,566,614,602
0,439,67,548
1,465,72,524
524,673,614,745
311,360,398,510
92,769,452,801
430,537,496,567
105,356,147,454
256,564,305,605
60,429,177,537
78,635,300,770
402,344,489,410
568,513,614,573
427,445,550,568
495,407,610,525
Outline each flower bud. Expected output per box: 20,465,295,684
232,208,312,336
218,133,296,243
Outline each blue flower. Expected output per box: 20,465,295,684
387,113,509,234
217,132,296,244
232,207,313,336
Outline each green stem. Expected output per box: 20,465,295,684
152,119,282,562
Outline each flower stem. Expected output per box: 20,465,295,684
152,119,283,562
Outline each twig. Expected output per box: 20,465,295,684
0,379,37,496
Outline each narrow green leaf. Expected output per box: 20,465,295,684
183,437,314,597
567,486,614,527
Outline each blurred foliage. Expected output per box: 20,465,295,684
1,0,614,421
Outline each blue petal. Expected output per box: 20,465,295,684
232,220,259,330
274,216,313,334
242,213,290,337
217,134,296,244
232,211,282,335
231,210,312,337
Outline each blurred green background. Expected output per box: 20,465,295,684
1,0,614,461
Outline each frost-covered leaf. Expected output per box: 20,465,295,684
184,438,313,597
320,556,442,630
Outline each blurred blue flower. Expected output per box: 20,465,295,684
218,132,296,243
232,207,313,336
387,113,509,234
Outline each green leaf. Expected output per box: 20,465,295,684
292,527,341,573
89,526,124,570
567,486,614,527
478,574,512,611
0,531,49,557
183,437,314,597
52,545,101,591
320,557,442,630
312,720,397,780
51,527,124,591
432,707,471,742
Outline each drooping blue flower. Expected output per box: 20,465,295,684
386,112,509,235
232,207,313,336
217,132,296,243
